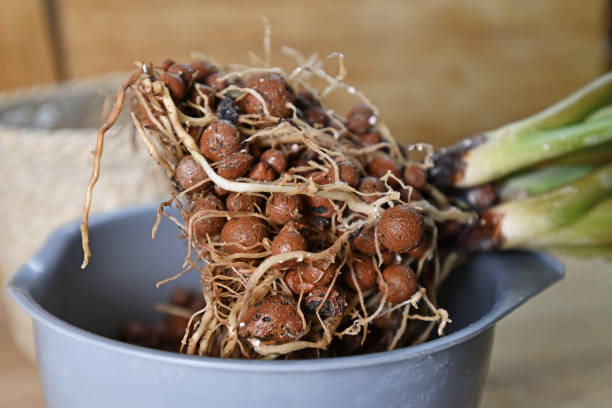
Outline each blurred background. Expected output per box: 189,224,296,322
0,1,610,407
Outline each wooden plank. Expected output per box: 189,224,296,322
56,0,607,146
0,0,56,91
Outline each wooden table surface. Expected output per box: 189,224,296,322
1,255,610,407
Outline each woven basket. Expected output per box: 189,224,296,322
0,75,169,360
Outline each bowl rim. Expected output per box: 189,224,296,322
7,204,565,372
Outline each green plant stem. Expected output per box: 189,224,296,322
494,162,612,248
526,197,612,247
459,116,612,187
497,165,596,200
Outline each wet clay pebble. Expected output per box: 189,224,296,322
266,193,302,224
351,226,377,256
271,221,308,258
249,161,277,181
175,155,206,191
214,184,229,196
159,72,186,101
379,265,418,303
190,60,217,83
295,89,319,108
167,63,193,84
169,288,193,308
304,286,347,318
284,268,316,294
408,235,431,260
438,219,463,240
372,306,403,330
191,193,226,238
357,176,386,204
368,156,401,184
200,120,243,162
120,321,148,344
361,130,382,146
378,205,425,253
344,254,377,291
166,315,190,344
463,184,496,211
161,58,175,71
242,73,295,118
337,160,360,187
226,192,261,212
206,73,227,90
238,295,303,344
403,164,427,190
189,83,215,106
346,104,377,135
305,195,335,218
299,261,336,286
217,152,254,179
304,105,329,127
260,149,288,174
400,187,423,203
221,216,269,253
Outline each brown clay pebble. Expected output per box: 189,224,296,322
438,219,463,240
260,149,288,174
345,254,377,291
361,130,382,146
166,315,190,344
217,152,254,179
175,155,206,191
189,83,215,106
464,184,496,211
226,192,260,212
249,161,277,181
400,187,423,203
271,221,308,257
206,73,227,90
346,104,376,134
159,72,186,101
408,235,431,260
214,184,229,196
351,226,377,255
161,58,175,71
238,295,303,344
120,321,148,343
368,156,401,183
379,265,418,303
200,120,243,162
381,250,395,266
305,195,335,218
304,286,347,318
266,193,302,224
284,269,316,294
190,60,217,83
299,261,336,286
304,105,329,127
403,164,427,190
242,73,295,118
378,205,425,253
167,63,193,84
358,177,386,204
337,160,360,187
169,288,193,308
221,217,269,253
308,170,333,185
191,193,226,238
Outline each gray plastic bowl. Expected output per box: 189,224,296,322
7,204,564,408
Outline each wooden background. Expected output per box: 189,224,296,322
0,0,608,146
1,1,611,407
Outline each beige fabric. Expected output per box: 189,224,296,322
0,78,168,360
